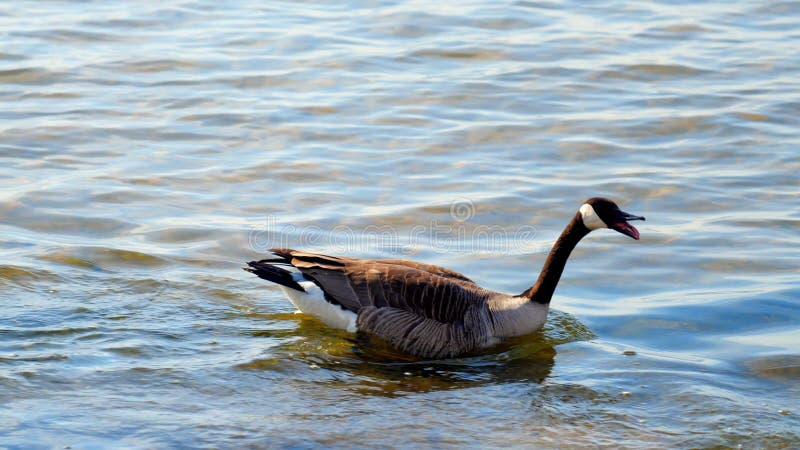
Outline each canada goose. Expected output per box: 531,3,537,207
245,197,644,359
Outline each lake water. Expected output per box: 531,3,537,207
1,1,799,448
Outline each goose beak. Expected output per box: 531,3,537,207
611,210,645,240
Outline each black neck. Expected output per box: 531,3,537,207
521,212,590,304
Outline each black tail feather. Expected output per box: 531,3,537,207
244,260,305,292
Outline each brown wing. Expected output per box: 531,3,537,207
268,248,475,284
372,259,475,284
269,248,486,323
266,248,495,358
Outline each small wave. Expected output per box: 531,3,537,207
40,247,169,272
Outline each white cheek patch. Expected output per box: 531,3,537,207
579,203,607,230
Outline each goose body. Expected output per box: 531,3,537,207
245,197,644,359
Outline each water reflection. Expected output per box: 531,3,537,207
236,310,593,397
744,355,800,386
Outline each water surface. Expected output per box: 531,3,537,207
1,1,799,448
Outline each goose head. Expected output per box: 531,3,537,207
579,197,645,240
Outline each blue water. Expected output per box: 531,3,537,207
1,1,799,448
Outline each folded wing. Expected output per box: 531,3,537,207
263,248,493,358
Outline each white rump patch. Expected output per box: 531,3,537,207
279,272,357,333
579,203,607,230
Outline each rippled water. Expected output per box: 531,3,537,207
2,1,799,448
